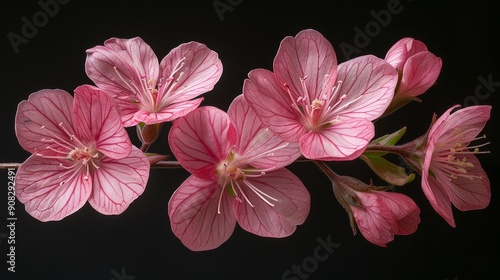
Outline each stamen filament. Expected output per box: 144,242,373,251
242,180,277,207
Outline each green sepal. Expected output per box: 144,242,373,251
360,154,415,186
364,126,407,157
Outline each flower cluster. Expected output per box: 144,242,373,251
13,29,491,249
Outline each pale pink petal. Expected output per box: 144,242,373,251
228,95,301,169
351,192,398,247
88,147,150,215
243,69,306,142
385,38,428,69
157,41,222,105
168,106,235,180
375,191,421,235
422,169,456,227
72,85,131,159
85,37,159,99
334,55,398,120
438,155,491,211
300,118,374,160
15,89,75,154
438,105,491,142
233,169,310,237
168,176,236,251
132,98,203,125
397,52,442,97
15,155,92,222
273,29,338,101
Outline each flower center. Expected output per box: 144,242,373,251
112,57,186,113
284,76,344,131
214,135,290,214
37,121,100,183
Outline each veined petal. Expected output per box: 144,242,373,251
273,29,338,101
132,98,203,125
375,191,421,235
73,85,131,159
168,106,235,180
300,118,374,161
168,176,236,251
88,147,150,215
385,38,428,69
234,169,310,237
158,41,222,105
85,37,159,98
244,69,306,142
335,55,398,120
351,192,398,247
15,155,91,222
15,89,75,154
438,105,491,143
422,168,456,227
439,155,490,211
228,95,301,169
398,52,442,98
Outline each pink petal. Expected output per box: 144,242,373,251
15,154,92,222
300,118,374,160
73,85,131,159
132,98,203,125
15,89,75,154
438,155,491,211
273,29,338,101
397,52,442,98
85,37,159,99
168,176,236,251
157,41,222,105
233,169,310,237
335,55,398,120
243,69,306,142
421,169,456,227
88,146,150,215
438,105,491,142
375,191,421,235
385,38,428,69
228,95,301,169
168,106,235,180
351,192,398,247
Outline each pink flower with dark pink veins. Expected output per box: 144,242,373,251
385,38,442,100
330,173,420,247
85,37,223,127
350,190,421,247
422,105,491,227
244,29,398,161
15,85,150,222
168,95,310,251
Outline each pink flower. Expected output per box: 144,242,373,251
421,105,491,227
15,85,150,222
85,37,223,127
168,95,310,251
244,29,398,161
328,172,420,247
350,190,421,247
384,37,442,100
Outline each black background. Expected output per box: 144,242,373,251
1,0,498,279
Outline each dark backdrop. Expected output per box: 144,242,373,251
1,0,498,279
